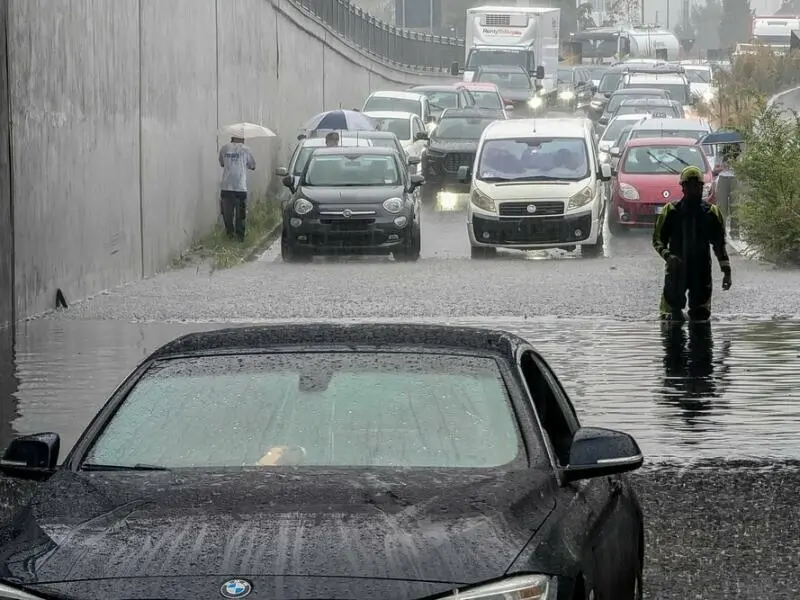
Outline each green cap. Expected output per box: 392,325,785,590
679,166,704,184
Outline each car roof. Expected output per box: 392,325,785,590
300,137,371,147
625,136,703,147
484,117,590,139
362,111,416,120
368,90,425,101
631,117,711,130
610,87,667,96
619,98,674,105
440,108,501,118
626,74,686,82
146,324,530,363
310,146,397,156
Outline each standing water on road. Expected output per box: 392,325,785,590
1,318,799,462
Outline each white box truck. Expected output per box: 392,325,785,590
451,5,561,103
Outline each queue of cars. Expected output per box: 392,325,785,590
275,58,723,262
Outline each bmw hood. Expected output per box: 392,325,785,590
0,469,556,594
427,140,479,154
298,185,405,204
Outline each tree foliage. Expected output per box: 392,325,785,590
719,0,752,49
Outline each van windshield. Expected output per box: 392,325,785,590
477,137,590,182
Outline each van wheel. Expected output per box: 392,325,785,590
471,246,496,259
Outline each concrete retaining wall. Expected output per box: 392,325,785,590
0,0,12,330
6,0,454,319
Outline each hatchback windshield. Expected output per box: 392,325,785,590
557,69,575,84
607,91,667,113
82,353,522,469
470,90,503,109
304,154,400,186
601,117,645,145
631,128,715,156
598,71,623,93
477,72,531,90
621,144,707,174
294,142,363,175
363,96,422,117
433,116,496,140
419,91,459,109
625,82,688,105
373,117,411,140
478,137,590,182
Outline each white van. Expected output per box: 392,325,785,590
459,118,612,258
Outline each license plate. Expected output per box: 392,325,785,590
655,205,664,214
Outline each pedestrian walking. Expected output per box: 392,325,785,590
653,166,732,322
218,129,256,241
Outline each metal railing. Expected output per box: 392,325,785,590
289,0,465,72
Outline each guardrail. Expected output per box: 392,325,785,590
289,0,465,72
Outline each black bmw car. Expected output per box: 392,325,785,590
279,146,423,262
0,323,644,600
417,108,502,201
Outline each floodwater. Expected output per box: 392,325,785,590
1,317,799,462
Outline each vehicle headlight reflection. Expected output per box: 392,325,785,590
382,197,403,214
471,189,496,213
440,575,550,600
437,191,461,212
294,198,313,215
567,185,593,210
528,96,544,109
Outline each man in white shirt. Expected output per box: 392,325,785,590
218,129,256,241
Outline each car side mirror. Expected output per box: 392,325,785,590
450,61,460,76
296,134,307,141
282,174,295,192
562,427,643,483
409,173,425,191
609,147,621,157
407,156,421,166
535,65,545,79
414,131,429,142
457,165,471,183
600,163,612,181
0,432,60,481
504,103,515,111
275,166,289,177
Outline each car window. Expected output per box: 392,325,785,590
423,91,460,110
477,137,590,182
601,118,642,144
615,103,677,118
363,96,422,117
470,90,503,109
625,82,688,105
373,117,411,141
82,353,524,469
292,141,363,174
303,154,401,186
477,72,531,90
685,69,711,84
556,69,575,84
632,128,715,155
433,116,496,140
598,71,623,93
607,91,666,113
621,144,708,174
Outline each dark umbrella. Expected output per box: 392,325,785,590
304,110,375,132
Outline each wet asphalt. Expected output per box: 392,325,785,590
16,199,800,599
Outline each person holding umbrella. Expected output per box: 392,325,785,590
218,127,256,241
325,131,340,147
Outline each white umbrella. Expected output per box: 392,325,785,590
218,122,277,139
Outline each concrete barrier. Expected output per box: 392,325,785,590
4,0,455,320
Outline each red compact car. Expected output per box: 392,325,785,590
609,137,715,232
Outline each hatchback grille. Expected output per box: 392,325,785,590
319,219,375,231
443,153,474,172
498,201,564,217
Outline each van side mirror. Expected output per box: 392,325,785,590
457,165,471,183
535,65,545,79
561,427,643,483
275,167,289,177
0,433,60,481
450,61,460,76
414,131,429,142
282,175,295,192
609,147,621,157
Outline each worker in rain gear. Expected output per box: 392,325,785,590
653,166,732,321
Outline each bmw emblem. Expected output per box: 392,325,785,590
662,190,670,199
342,208,352,219
526,204,537,214
220,579,252,599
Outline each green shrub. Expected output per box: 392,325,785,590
733,106,800,264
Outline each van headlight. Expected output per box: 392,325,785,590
439,575,550,600
567,185,593,210
471,189,496,213
528,96,544,109
383,197,404,214
294,198,313,215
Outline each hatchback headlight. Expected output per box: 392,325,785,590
294,198,313,215
567,185,593,210
619,183,639,201
439,575,550,600
471,189,496,213
383,197,403,214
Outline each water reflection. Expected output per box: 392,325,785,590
4,318,800,461
0,326,18,452
658,322,732,432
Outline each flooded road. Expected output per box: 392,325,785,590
2,317,798,462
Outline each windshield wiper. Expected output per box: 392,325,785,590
81,463,169,471
478,176,515,182
646,151,681,174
